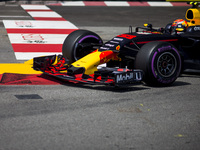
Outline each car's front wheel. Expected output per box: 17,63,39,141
135,41,182,86
62,29,103,64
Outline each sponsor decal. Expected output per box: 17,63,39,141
136,32,152,35
15,21,34,27
113,37,124,41
100,47,109,50
116,72,134,83
110,40,119,44
117,34,136,39
194,26,200,31
99,51,119,64
22,34,46,44
105,43,115,47
135,71,143,80
158,46,172,52
116,45,120,51
115,71,142,84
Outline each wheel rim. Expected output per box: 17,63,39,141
73,35,101,61
157,52,177,78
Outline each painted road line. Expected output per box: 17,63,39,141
0,73,63,85
3,20,78,30
15,52,62,60
22,4,66,21
171,2,190,6
0,59,41,74
56,1,189,7
5,28,77,34
147,2,173,7
12,44,63,52
8,34,67,44
0,16,31,18
83,1,106,6
61,1,85,6
128,2,149,6
0,59,62,85
32,17,67,21
0,64,41,74
104,1,130,6
21,5,52,11
27,11,62,17
21,5,51,10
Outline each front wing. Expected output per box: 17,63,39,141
33,55,143,86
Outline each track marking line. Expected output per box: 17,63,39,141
104,1,130,6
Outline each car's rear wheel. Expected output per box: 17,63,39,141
135,41,182,86
62,29,103,64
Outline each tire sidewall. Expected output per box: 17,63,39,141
62,30,102,63
135,41,182,86
149,42,181,85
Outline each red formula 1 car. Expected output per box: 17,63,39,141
33,2,200,87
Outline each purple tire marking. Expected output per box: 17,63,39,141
172,47,182,75
158,46,171,52
78,35,101,43
151,46,181,79
151,51,157,78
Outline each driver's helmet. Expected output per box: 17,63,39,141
171,19,188,34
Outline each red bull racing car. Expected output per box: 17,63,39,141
33,2,200,87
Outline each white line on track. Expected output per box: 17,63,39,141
15,52,62,60
104,1,130,6
147,2,173,7
27,11,62,18
0,16,31,18
21,5,50,10
8,34,68,44
61,1,85,6
3,20,78,29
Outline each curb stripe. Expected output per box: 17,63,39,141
0,73,62,85
5,29,77,34
61,1,85,6
32,17,67,21
128,2,149,6
56,1,189,6
15,52,62,60
3,20,78,29
27,11,63,18
104,1,130,6
171,2,190,6
21,4,66,21
21,5,50,10
3,5,78,60
148,2,173,7
12,44,63,52
83,1,106,6
24,9,53,11
8,34,67,44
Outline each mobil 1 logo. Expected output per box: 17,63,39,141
115,71,143,85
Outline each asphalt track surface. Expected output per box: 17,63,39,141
1,5,200,150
